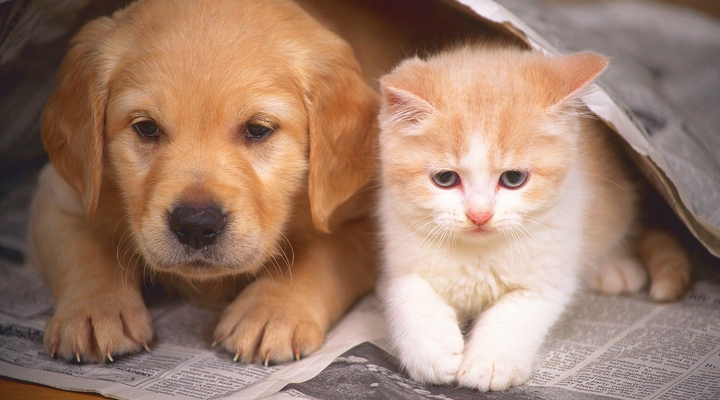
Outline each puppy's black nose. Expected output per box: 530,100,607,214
168,203,227,249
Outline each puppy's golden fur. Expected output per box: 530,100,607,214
30,0,396,364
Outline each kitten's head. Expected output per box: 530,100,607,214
378,46,607,240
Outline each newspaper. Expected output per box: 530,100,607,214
0,258,384,400
2,256,720,400
2,0,720,399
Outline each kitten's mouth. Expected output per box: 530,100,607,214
470,226,494,234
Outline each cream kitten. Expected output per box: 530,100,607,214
376,45,690,391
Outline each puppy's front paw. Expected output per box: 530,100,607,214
456,353,532,391
213,280,324,365
44,291,153,363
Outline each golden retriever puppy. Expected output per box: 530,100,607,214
29,0,382,364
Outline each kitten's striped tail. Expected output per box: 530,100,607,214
637,229,691,302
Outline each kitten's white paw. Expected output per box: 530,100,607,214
383,275,465,384
456,354,532,391
399,321,464,384
590,256,647,295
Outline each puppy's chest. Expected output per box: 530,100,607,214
151,273,248,307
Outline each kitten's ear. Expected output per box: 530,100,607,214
548,52,608,107
380,86,433,126
379,71,434,134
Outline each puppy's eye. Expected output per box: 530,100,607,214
245,122,274,140
133,120,160,140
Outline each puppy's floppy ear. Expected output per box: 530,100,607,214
305,39,379,233
41,14,121,220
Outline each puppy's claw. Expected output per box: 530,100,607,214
233,352,241,362
49,345,58,359
143,343,151,352
263,355,270,367
76,352,81,363
212,335,228,348
107,353,114,363
294,349,301,362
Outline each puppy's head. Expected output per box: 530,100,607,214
41,0,377,279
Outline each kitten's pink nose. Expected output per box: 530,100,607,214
466,210,493,226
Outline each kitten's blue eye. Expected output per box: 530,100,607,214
432,171,460,188
499,170,528,189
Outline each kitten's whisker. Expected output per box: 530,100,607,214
522,215,552,231
500,229,518,267
357,182,383,194
406,215,439,237
579,172,629,191
433,226,452,266
517,217,553,260
429,225,455,280
415,222,449,279
417,224,444,259
516,225,549,260
449,228,459,260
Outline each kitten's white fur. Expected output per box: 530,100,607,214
378,138,585,390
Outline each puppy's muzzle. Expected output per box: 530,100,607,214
168,202,227,249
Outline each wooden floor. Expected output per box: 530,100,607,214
0,378,104,400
